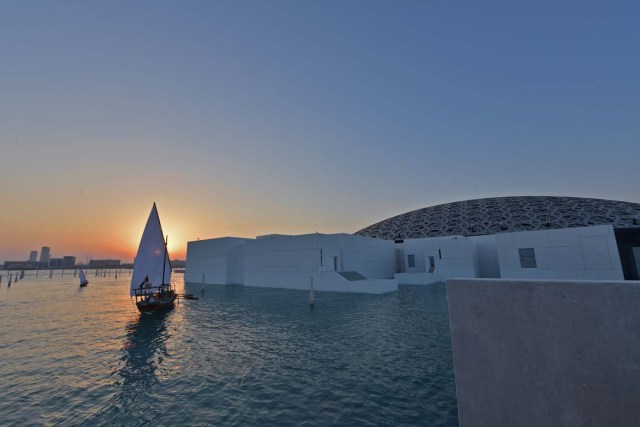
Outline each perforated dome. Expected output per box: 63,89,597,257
355,196,640,240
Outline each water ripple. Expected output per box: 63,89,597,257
0,274,457,426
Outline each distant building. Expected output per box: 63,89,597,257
88,259,121,268
40,246,50,264
29,251,38,262
3,260,34,270
2,260,47,270
171,259,186,268
48,257,75,268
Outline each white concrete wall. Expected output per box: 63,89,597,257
185,237,251,285
496,225,624,280
338,234,397,279
396,236,478,285
314,272,397,294
244,233,396,290
226,243,245,285
447,278,640,426
469,234,500,278
185,233,397,294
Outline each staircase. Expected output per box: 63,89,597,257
338,271,367,281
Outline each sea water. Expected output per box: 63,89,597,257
0,272,458,426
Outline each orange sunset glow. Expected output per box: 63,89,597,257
0,180,371,264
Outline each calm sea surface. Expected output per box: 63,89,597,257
0,271,458,426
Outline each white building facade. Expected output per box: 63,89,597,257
495,225,624,280
186,233,398,294
185,225,635,293
392,225,626,284
186,196,640,293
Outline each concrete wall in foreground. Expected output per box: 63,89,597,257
446,279,640,427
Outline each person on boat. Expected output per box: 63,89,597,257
139,275,151,290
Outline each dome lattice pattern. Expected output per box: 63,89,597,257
355,196,640,240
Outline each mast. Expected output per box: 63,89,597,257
162,235,168,286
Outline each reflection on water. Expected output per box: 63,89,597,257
117,311,171,423
0,274,458,426
87,307,180,425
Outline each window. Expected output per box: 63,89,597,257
407,254,416,268
428,256,435,273
519,248,537,268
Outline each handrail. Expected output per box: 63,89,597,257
133,284,172,297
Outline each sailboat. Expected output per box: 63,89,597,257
79,268,89,287
130,203,176,312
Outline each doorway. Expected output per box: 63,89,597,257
614,227,640,280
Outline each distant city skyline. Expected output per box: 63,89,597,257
2,245,186,267
1,1,639,263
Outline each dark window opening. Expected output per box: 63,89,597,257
407,254,415,268
519,248,537,268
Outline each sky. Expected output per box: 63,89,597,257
1,0,639,263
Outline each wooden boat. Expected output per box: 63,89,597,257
130,203,176,312
79,268,89,287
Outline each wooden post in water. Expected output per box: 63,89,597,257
8,273,12,286
20,270,25,279
36,269,39,278
61,270,64,277
309,276,315,309
49,270,53,279
0,274,2,285
74,269,77,277
115,270,118,279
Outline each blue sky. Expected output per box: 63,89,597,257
1,1,639,261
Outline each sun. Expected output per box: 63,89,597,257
166,239,178,256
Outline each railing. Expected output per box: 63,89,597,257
133,285,172,298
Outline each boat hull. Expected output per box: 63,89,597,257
136,293,176,312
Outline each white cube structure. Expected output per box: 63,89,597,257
186,233,398,294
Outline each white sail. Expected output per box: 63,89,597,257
130,203,171,296
79,268,87,284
